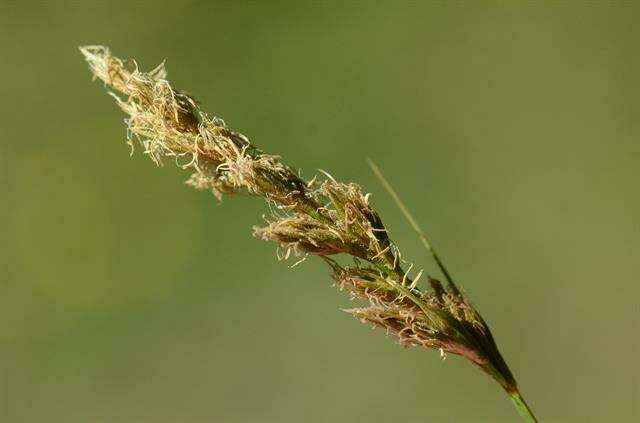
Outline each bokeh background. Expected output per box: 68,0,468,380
1,1,638,422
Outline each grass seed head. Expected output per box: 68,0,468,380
81,46,536,420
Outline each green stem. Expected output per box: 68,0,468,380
368,160,460,296
509,390,538,422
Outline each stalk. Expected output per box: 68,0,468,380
510,390,538,422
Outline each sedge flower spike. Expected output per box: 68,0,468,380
80,46,537,421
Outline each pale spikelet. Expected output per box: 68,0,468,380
81,46,537,421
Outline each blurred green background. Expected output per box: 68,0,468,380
1,1,638,422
